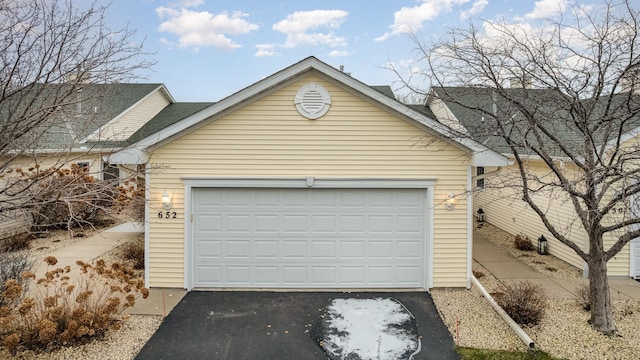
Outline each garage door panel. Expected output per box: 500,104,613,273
311,215,337,232
369,215,394,233
195,239,221,258
283,215,307,232
311,241,337,259
196,265,221,285
225,190,252,207
255,266,279,284
283,240,306,258
192,188,427,288
284,266,308,284
397,215,423,233
255,240,279,258
255,215,279,232
341,241,366,259
341,215,366,232
227,215,253,232
195,214,221,231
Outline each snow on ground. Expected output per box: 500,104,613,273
318,298,421,360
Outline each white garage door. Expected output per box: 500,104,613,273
191,187,428,289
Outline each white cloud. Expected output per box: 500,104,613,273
255,43,278,57
460,0,489,19
329,49,350,57
156,3,258,51
376,0,471,41
524,0,567,19
262,9,350,57
273,10,349,48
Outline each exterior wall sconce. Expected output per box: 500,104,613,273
537,235,548,255
162,191,172,210
477,208,485,222
445,192,456,211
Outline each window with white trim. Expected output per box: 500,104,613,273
476,166,485,189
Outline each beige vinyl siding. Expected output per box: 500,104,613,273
147,73,471,288
475,160,632,276
428,97,468,135
88,88,170,142
475,161,587,270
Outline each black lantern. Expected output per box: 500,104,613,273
476,208,485,222
537,235,548,255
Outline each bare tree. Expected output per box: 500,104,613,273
397,0,640,334
0,0,153,233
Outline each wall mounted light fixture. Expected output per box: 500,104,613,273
162,191,172,210
445,192,456,211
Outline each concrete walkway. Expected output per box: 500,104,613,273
32,222,144,279
473,232,640,300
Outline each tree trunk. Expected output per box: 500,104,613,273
587,252,617,334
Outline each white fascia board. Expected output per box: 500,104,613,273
79,84,173,144
108,148,148,165
471,149,513,167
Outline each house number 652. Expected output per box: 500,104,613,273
158,211,177,219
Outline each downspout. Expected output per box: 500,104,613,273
144,162,150,287
467,165,473,289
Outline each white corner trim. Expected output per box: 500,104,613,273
144,162,151,288
467,165,473,289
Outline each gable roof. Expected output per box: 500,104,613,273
122,56,508,167
3,83,167,151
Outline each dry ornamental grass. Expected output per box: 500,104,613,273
0,256,149,355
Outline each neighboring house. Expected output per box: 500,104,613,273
0,82,211,235
425,85,640,279
108,56,508,290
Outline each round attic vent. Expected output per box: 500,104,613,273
294,82,331,119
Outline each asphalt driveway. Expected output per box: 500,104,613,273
136,291,459,360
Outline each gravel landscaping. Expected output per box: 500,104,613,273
431,222,640,360
4,221,640,359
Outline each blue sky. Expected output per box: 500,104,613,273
105,0,580,102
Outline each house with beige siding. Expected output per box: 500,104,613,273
0,83,205,236
109,56,508,290
425,86,640,279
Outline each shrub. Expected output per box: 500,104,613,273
25,164,117,232
472,270,485,279
122,236,145,270
0,256,148,354
576,285,591,311
0,253,34,308
113,180,145,223
0,232,34,253
514,234,535,251
495,281,547,325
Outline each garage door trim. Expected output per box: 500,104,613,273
183,178,435,290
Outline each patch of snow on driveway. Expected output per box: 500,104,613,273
318,298,421,360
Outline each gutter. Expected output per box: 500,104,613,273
471,276,535,349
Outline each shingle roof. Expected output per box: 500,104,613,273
3,83,164,150
126,102,213,144
370,86,396,99
433,86,640,157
